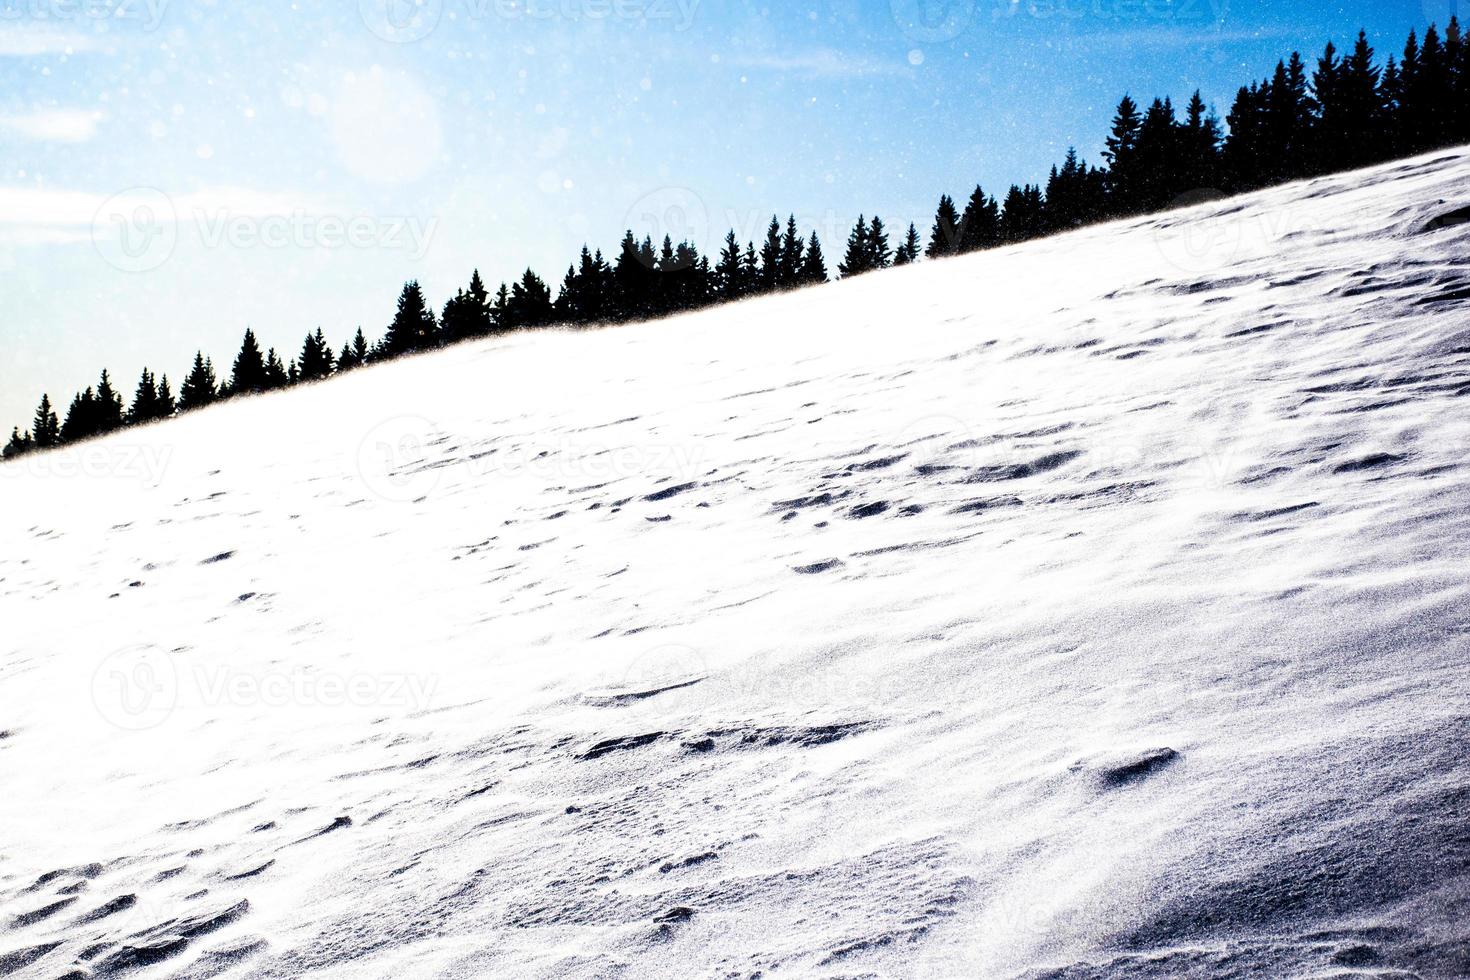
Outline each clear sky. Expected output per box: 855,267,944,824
0,0,1459,432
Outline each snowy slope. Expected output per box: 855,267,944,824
3,149,1470,980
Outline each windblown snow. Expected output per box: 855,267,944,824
3,149,1470,979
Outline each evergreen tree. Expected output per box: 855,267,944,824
716,230,747,300
801,232,829,284
779,215,805,288
958,185,1000,252
507,268,554,328
32,394,60,448
155,374,175,417
382,281,438,356
264,348,289,389
926,194,961,257
228,328,268,395
893,223,921,265
128,368,160,424
298,328,334,382
867,216,893,270
60,388,98,443
3,426,32,459
614,230,655,320
338,328,369,371
758,215,784,293
490,284,512,331
839,215,871,278
94,370,124,433
1103,94,1144,212
178,352,219,412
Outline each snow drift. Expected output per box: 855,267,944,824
3,148,1470,979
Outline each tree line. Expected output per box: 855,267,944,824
6,19,1467,460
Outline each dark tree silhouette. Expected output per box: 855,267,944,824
381,281,438,357
32,394,60,448
298,328,334,382
801,232,829,284
958,186,999,253
178,352,219,412
927,194,961,258
894,223,921,265
228,328,268,395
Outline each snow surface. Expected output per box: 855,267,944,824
3,149,1470,979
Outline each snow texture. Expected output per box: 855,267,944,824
3,149,1470,978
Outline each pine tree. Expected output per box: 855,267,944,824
1104,94,1143,213
298,328,334,382
338,328,369,371
61,388,97,443
839,215,871,278
801,232,829,284
779,215,805,288
893,223,921,265
94,370,124,433
3,426,32,459
128,368,159,424
958,185,1000,252
264,348,289,389
155,375,175,417
228,328,268,395
926,194,961,257
178,352,219,412
32,394,60,448
866,216,893,270
613,230,655,320
508,268,553,328
758,215,783,293
382,281,438,356
716,230,747,300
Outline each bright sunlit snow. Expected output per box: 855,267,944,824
2,148,1469,978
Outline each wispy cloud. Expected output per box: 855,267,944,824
1059,25,1299,51
0,28,107,57
0,109,105,143
0,185,337,245
728,49,909,79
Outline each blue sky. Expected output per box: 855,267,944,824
0,0,1459,431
